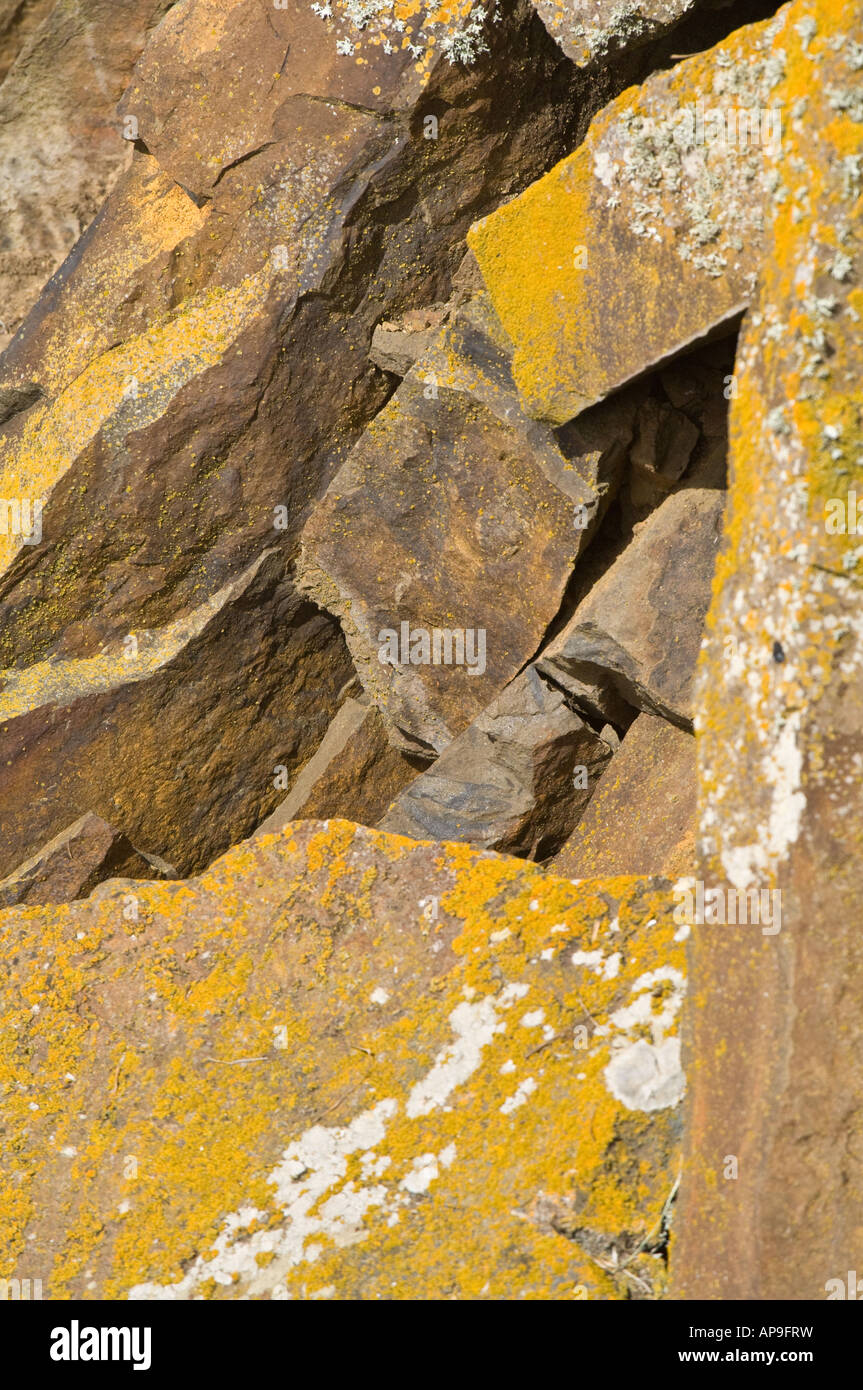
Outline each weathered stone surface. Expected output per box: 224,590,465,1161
0,812,173,909
0,820,684,1299
0,0,596,871
532,0,697,67
257,697,421,834
550,713,696,879
369,305,449,377
469,8,792,421
0,552,354,878
380,665,612,857
675,0,863,1301
538,487,725,728
0,0,170,349
299,294,636,754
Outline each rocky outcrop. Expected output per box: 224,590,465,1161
0,812,173,909
0,820,684,1300
380,665,612,856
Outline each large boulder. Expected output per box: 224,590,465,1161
0,820,684,1300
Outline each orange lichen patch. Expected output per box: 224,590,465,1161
0,821,683,1300
468,1,828,422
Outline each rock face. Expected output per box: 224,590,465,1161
532,0,698,67
0,0,170,350
0,813,173,909
380,665,612,857
674,0,863,1302
0,821,684,1300
538,487,725,728
0,0,601,871
550,713,696,879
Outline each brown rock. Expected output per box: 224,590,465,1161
0,0,171,348
550,713,696,879
298,295,635,754
379,665,612,857
370,306,449,377
257,698,421,834
537,487,725,728
0,0,596,871
0,812,173,909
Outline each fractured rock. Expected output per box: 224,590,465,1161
470,7,794,421
256,698,422,834
538,486,725,728
379,665,612,858
299,294,636,754
370,305,450,377
550,712,696,879
532,0,700,67
0,819,684,1299
0,812,174,909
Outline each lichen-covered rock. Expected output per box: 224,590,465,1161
674,0,863,1300
257,698,421,834
299,295,633,754
0,821,684,1300
469,6,795,421
379,665,612,856
538,487,725,728
532,0,698,67
0,0,170,349
0,813,172,909
550,713,696,879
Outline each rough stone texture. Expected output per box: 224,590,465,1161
0,0,600,872
0,812,172,909
299,294,635,754
550,713,696,879
370,306,449,377
0,820,684,1300
379,665,612,857
0,0,171,349
0,552,354,878
674,0,863,1302
257,698,421,834
469,8,792,421
537,487,725,729
532,0,697,67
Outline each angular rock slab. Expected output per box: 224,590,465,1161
298,296,633,754
469,6,797,421
0,813,172,910
0,821,684,1300
380,665,612,858
550,713,696,879
675,0,863,1302
538,487,725,728
256,698,420,833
